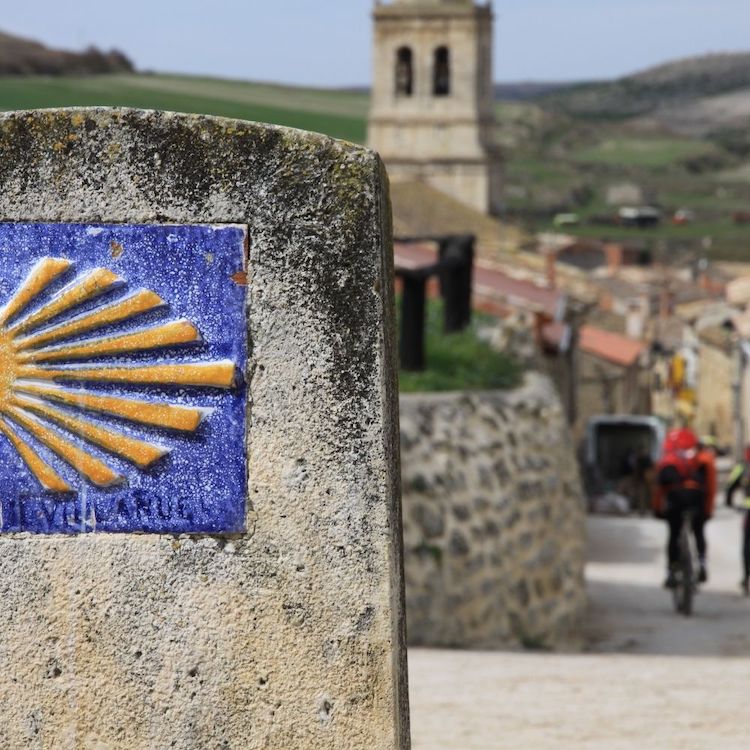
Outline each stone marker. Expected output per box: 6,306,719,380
0,109,410,749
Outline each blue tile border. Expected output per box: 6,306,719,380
0,222,248,534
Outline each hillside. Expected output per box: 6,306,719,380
0,30,133,75
540,52,750,136
493,81,578,102
0,74,369,143
0,62,748,261
491,54,750,262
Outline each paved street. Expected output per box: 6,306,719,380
409,510,750,749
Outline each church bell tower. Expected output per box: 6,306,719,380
368,0,502,215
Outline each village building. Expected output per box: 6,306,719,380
369,0,502,215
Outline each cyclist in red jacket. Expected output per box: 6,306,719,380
653,427,716,588
725,446,750,594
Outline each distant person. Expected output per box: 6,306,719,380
725,446,750,595
619,445,653,515
632,445,654,516
725,446,750,507
653,427,716,588
618,447,638,506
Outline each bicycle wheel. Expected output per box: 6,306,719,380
678,520,694,616
671,581,682,613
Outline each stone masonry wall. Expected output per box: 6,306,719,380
400,373,586,650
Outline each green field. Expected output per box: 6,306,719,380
496,100,750,260
573,136,718,168
0,74,369,143
0,74,522,391
3,73,750,261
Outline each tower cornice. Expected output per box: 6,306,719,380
373,3,492,21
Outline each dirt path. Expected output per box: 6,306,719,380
408,509,750,749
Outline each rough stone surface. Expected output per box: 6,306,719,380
0,109,409,749
400,373,586,650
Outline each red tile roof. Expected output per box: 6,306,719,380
473,264,562,317
393,241,438,271
393,241,564,317
579,325,645,367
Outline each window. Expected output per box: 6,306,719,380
395,46,413,96
433,46,450,96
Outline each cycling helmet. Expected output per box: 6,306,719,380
663,427,698,453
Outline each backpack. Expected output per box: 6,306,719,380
657,449,705,493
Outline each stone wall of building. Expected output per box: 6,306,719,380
695,336,734,446
368,0,502,214
400,373,586,650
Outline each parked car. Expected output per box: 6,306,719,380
617,206,661,228
583,415,665,513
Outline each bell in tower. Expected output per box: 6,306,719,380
368,0,502,215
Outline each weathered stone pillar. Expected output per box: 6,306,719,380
0,109,409,749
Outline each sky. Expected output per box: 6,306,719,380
3,0,750,86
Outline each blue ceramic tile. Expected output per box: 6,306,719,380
0,222,248,534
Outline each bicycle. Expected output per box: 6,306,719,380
671,508,699,616
727,501,750,596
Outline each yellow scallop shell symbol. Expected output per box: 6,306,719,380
0,257,237,492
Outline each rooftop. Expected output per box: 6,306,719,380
375,0,489,17
578,325,646,368
394,240,564,319
390,181,526,262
